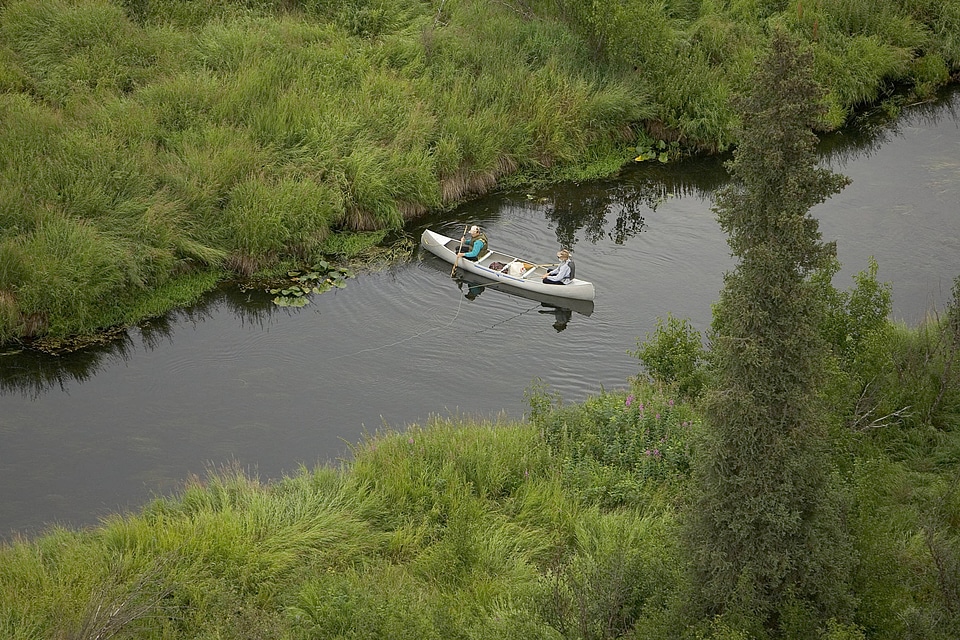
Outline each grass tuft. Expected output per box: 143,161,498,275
0,0,956,342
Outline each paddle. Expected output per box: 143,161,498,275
451,224,468,277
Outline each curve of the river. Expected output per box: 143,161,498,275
1,87,958,541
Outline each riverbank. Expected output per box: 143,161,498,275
2,82,958,541
1,0,958,343
3,195,959,635
3,354,958,638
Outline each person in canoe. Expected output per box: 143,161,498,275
542,249,574,285
457,225,489,262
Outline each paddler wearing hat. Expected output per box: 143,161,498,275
542,248,575,285
457,224,489,262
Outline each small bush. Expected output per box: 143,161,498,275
813,256,892,374
631,313,708,400
530,388,696,508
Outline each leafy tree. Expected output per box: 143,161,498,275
631,312,708,400
812,256,892,369
685,29,856,635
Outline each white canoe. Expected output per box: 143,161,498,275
420,229,596,301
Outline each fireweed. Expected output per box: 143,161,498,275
530,388,697,507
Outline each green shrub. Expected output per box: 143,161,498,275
814,256,892,369
540,509,681,640
530,388,696,508
631,313,708,400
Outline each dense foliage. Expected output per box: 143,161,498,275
2,284,959,639
1,0,958,342
2,256,960,640
631,312,708,400
687,30,855,634
1,6,959,635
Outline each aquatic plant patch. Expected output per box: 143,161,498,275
268,261,354,307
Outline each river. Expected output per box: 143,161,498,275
1,87,958,541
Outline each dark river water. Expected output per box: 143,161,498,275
2,87,958,541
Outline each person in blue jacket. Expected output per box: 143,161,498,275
542,249,574,285
457,225,489,261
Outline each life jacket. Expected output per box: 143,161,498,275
568,258,576,281
472,232,489,255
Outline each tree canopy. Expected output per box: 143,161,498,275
687,29,856,635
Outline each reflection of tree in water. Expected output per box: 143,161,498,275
522,87,960,251
0,284,286,397
819,84,959,166
525,157,729,249
0,334,135,398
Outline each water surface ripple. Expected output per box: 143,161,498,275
1,87,958,540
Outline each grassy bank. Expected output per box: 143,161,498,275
1,368,957,638
1,0,958,343
2,269,959,638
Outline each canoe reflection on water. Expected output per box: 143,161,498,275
416,245,596,333
452,273,592,332
421,249,593,314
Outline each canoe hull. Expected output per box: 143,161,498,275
420,229,596,302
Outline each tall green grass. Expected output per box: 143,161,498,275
0,0,649,341
1,352,958,637
1,0,181,105
1,0,957,341
0,412,684,639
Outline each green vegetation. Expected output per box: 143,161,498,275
2,4,959,638
3,269,959,637
268,260,354,307
1,0,958,343
687,30,854,633
631,312,708,400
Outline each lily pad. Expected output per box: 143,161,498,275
269,258,354,306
